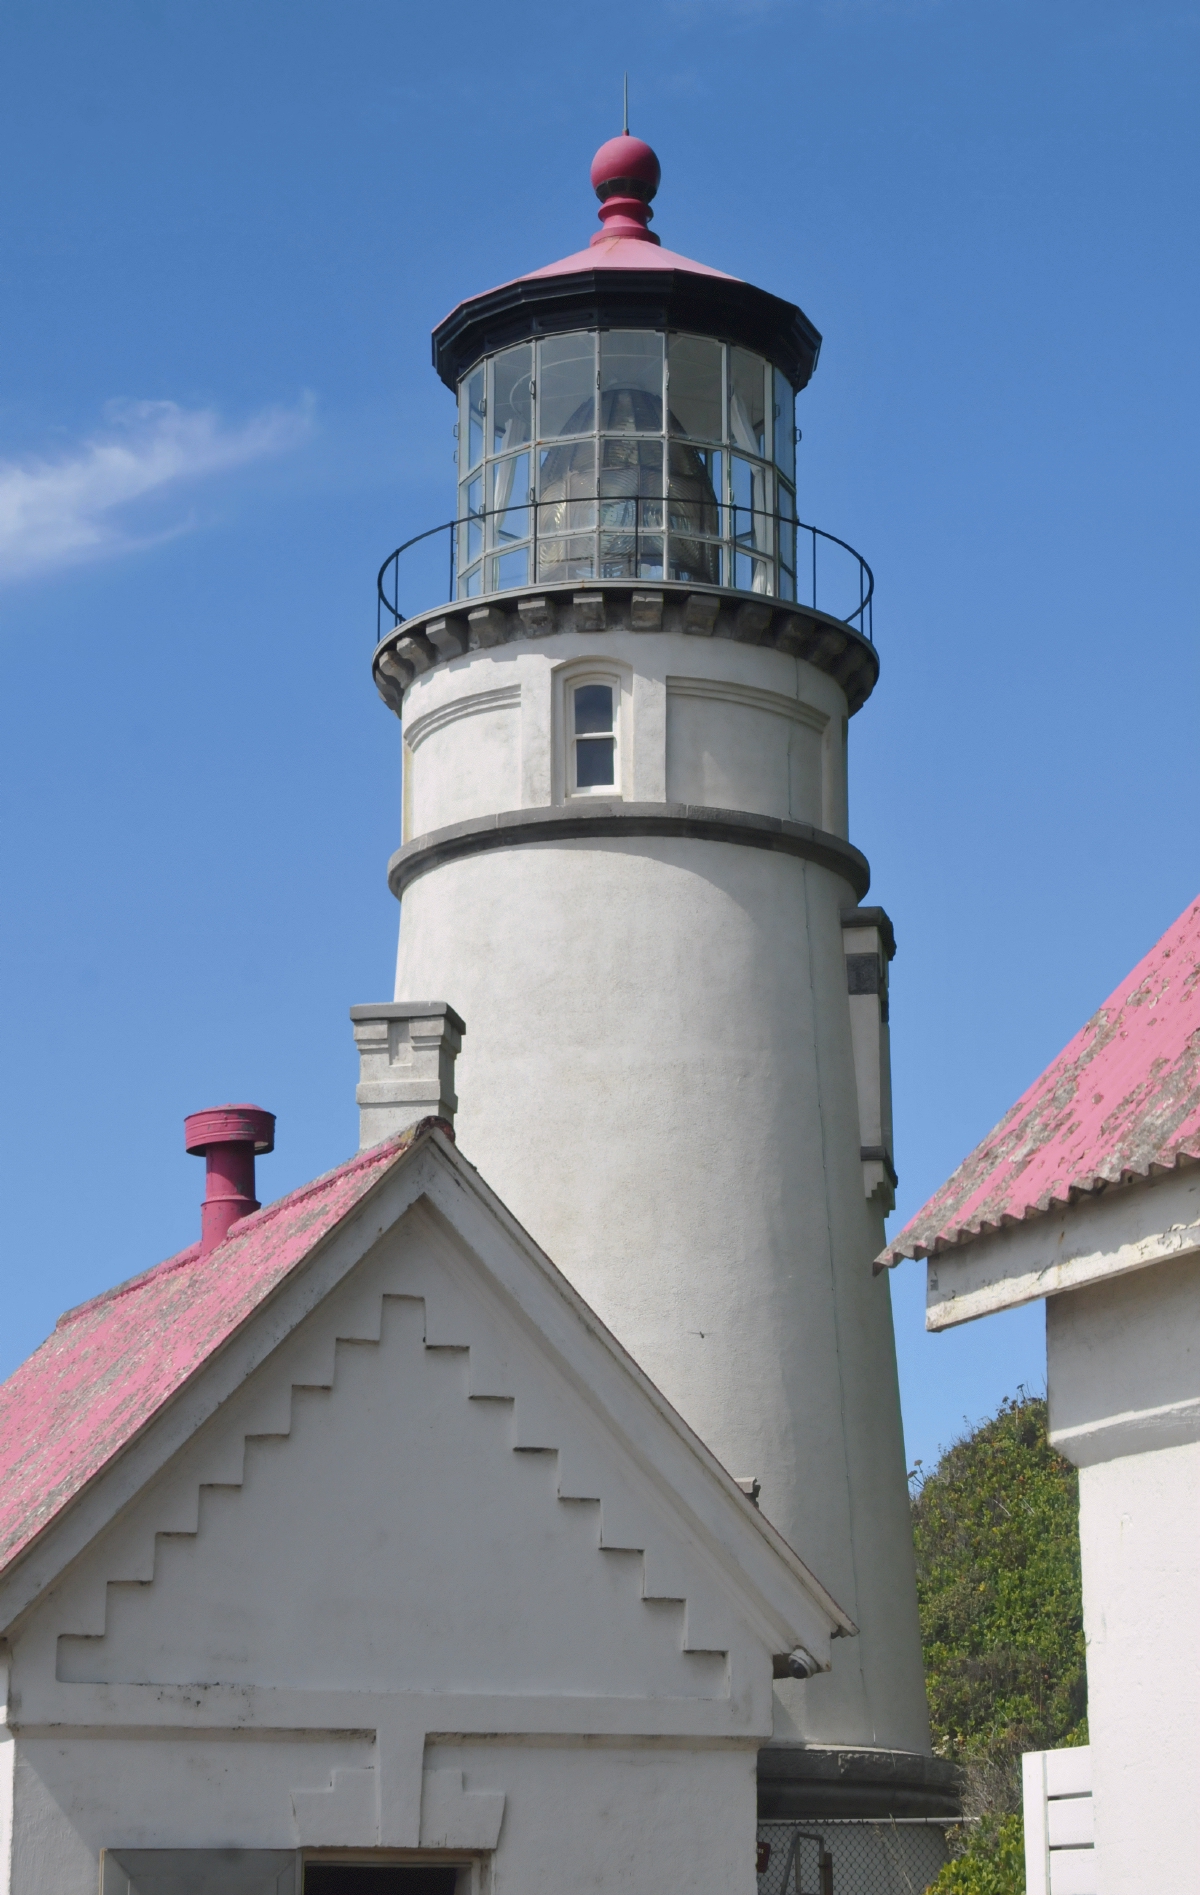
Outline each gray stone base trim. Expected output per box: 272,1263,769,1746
387,803,871,902
373,579,879,716
757,1746,963,1821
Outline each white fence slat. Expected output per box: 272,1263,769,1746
1047,1797,1094,1849
1048,1847,1098,1895
1023,1751,1050,1895
1043,1747,1092,1798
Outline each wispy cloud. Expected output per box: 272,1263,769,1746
0,397,313,583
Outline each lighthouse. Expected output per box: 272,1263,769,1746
373,134,956,1848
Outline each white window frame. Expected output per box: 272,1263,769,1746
554,661,630,803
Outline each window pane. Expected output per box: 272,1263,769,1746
492,546,529,590
773,366,796,481
599,331,663,432
669,539,721,585
731,456,771,549
491,451,531,544
538,439,596,533
492,343,533,453
460,474,484,564
538,333,595,437
461,366,485,470
668,441,721,538
576,737,615,787
735,550,772,595
667,335,722,442
537,536,594,583
730,350,767,456
575,683,613,733
600,438,662,534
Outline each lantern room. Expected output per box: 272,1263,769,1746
373,131,859,640
452,327,799,598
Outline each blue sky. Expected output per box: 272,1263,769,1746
1,0,1196,1475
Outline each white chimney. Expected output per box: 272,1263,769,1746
349,1002,464,1150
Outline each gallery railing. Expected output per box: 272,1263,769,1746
376,498,874,646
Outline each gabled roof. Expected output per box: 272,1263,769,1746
0,1120,852,1656
0,1127,426,1578
881,895,1200,1265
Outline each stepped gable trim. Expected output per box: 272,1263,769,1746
880,896,1200,1267
373,583,879,717
432,267,822,393
0,1124,442,1586
387,804,871,903
57,1282,731,1690
0,1126,853,1656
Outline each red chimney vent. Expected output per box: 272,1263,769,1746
184,1104,275,1255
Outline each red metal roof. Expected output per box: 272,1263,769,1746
881,896,1200,1265
0,1125,436,1580
520,234,735,283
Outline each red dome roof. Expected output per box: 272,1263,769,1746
589,134,662,200
430,137,823,395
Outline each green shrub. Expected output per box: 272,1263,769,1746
927,1813,1024,1895
911,1394,1087,1888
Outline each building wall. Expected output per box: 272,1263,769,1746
0,1201,789,1895
393,621,930,1756
6,1739,757,1895
1048,1253,1200,1895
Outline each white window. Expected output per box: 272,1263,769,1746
571,681,617,792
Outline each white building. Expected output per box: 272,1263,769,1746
0,1117,853,1895
0,133,956,1895
881,894,1200,1894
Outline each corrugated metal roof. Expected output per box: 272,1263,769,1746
880,896,1200,1266
0,1125,435,1580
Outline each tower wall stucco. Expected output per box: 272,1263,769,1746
390,618,930,1754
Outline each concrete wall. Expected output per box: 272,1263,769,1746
392,616,930,1756
1048,1252,1200,1895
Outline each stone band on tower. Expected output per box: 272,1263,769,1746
373,135,958,1850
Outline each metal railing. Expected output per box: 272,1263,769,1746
376,497,874,645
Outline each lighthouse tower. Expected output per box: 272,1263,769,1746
373,136,953,1838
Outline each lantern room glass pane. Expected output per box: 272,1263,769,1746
730,349,767,457
668,442,721,538
462,366,485,471
773,366,796,482
667,335,723,443
492,344,533,454
732,455,771,548
599,331,664,432
490,451,531,545
538,334,596,438
600,438,662,522
491,547,529,591
538,439,596,532
538,536,594,584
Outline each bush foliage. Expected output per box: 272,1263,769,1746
912,1394,1087,1893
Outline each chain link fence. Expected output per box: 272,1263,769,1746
757,1819,949,1895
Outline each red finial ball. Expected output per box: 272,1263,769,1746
590,134,661,202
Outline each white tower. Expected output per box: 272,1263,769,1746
372,135,956,1842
